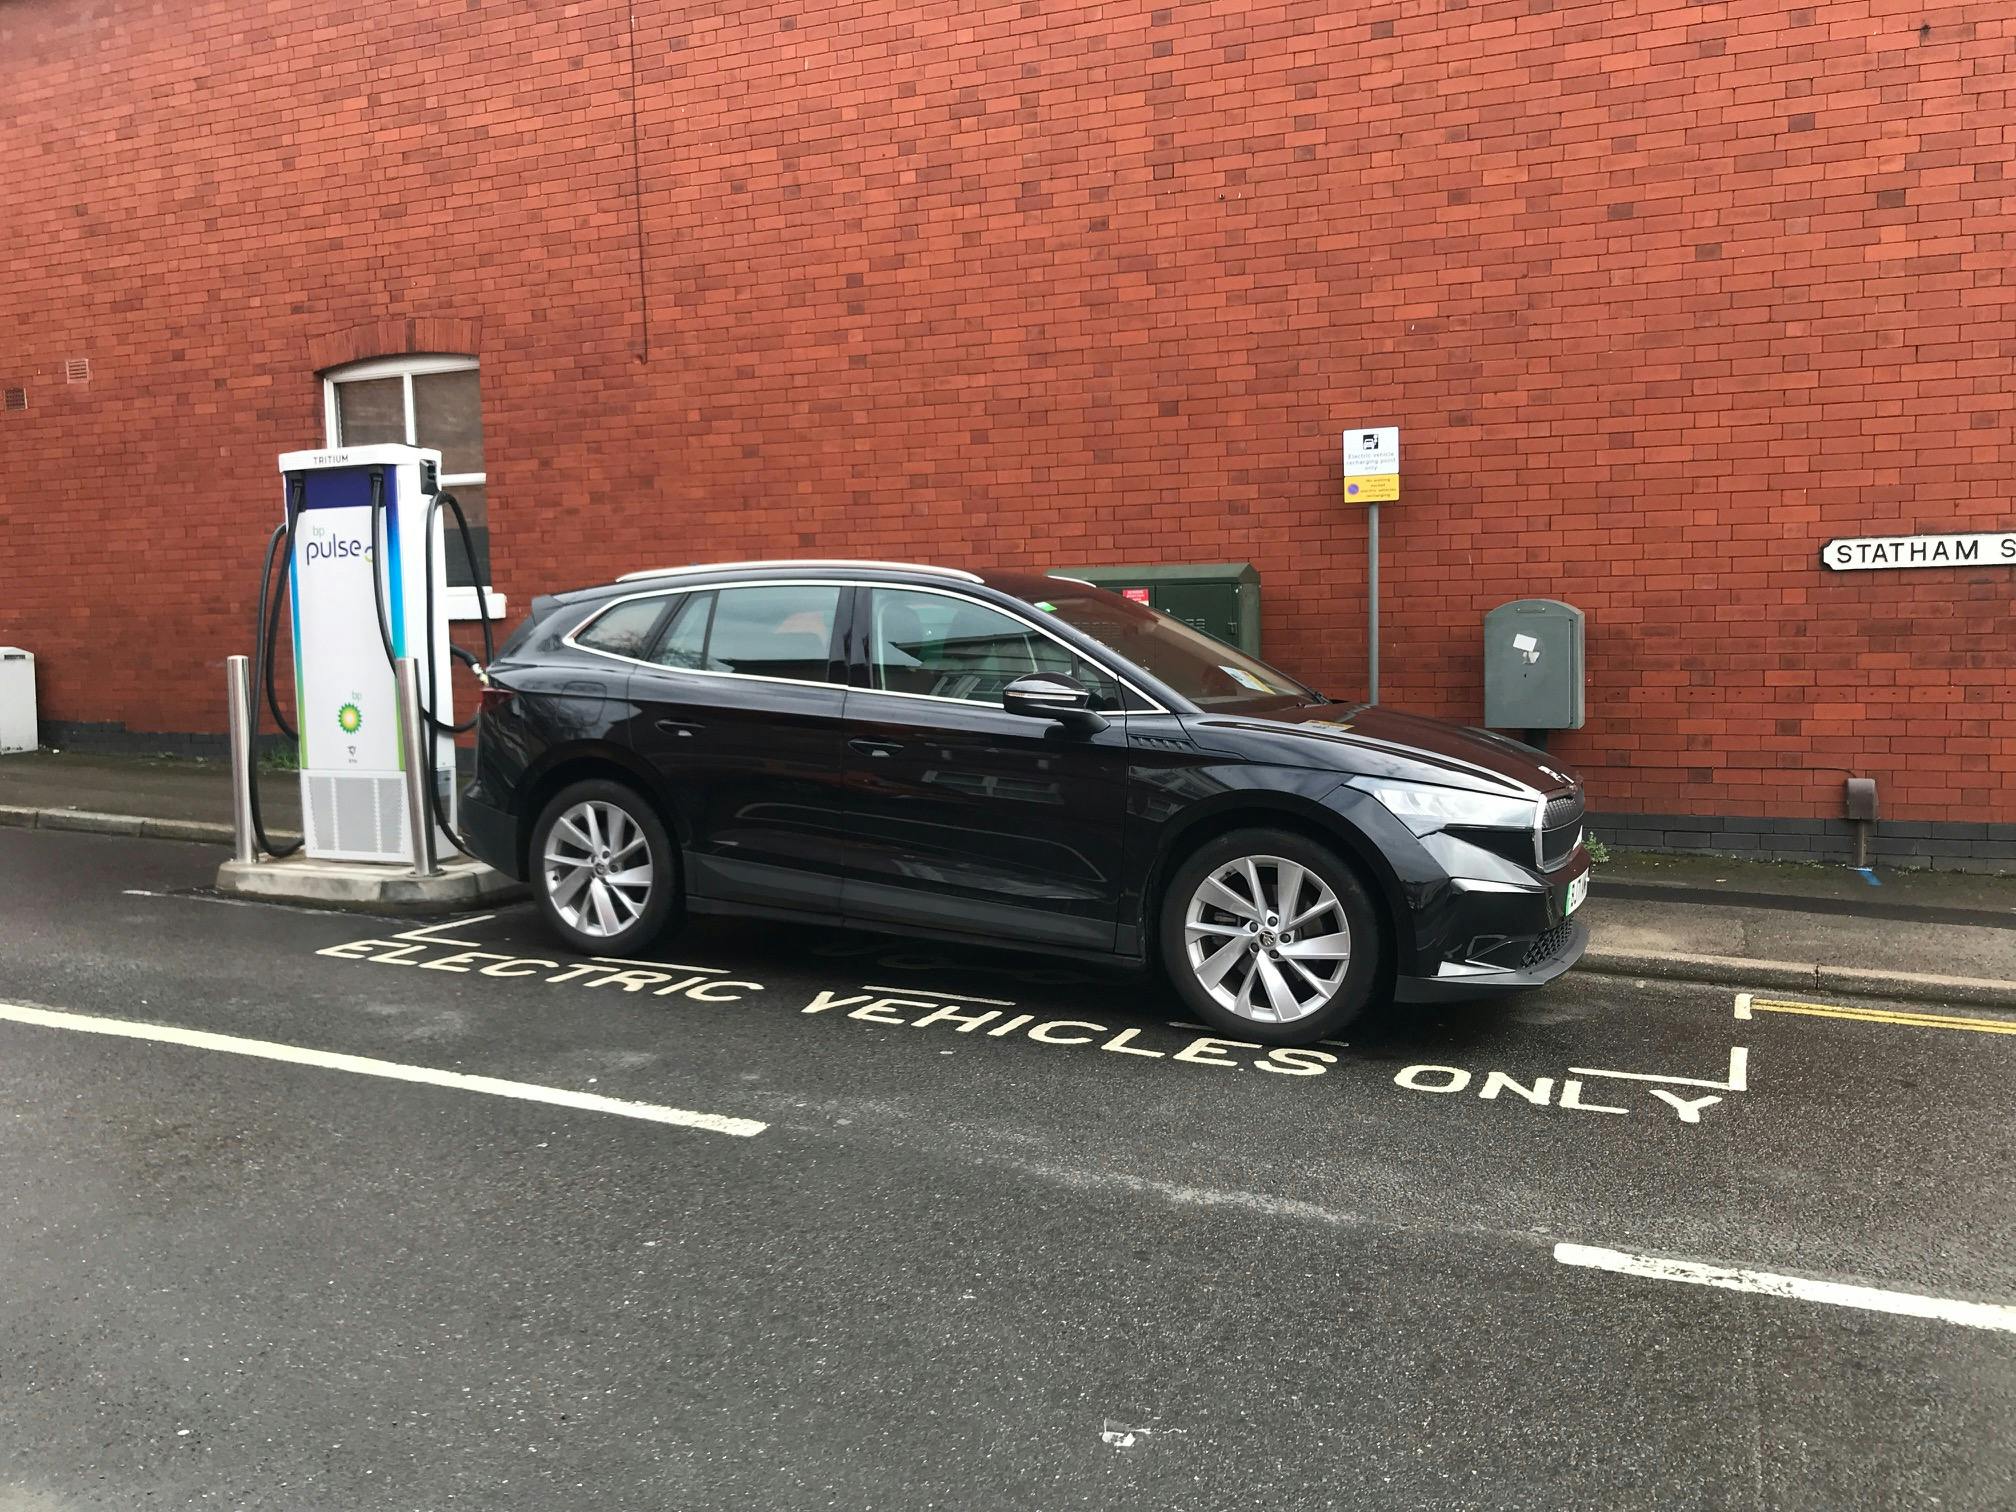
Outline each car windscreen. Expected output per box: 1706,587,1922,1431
1031,586,1320,711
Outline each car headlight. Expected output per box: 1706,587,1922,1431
1355,779,1539,837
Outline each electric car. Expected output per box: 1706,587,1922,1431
460,560,1591,1045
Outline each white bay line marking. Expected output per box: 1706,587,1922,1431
860,984,1018,1006
1569,1045,1748,1092
0,1001,765,1139
1735,991,1752,1020
121,889,381,918
592,956,727,974
394,914,499,947
1555,1243,2016,1334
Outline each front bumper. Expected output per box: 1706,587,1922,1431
1312,771,1591,1005
1392,842,1593,1004
1394,917,1589,1003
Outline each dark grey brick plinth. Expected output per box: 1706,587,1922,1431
1589,811,2016,875
41,720,237,760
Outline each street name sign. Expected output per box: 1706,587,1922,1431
1821,532,2016,571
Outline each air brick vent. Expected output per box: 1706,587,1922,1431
3,388,25,412
64,358,90,384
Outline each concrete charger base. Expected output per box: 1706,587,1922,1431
217,853,527,914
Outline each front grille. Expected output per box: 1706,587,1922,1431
1539,787,1584,869
1521,919,1578,970
1540,824,1582,869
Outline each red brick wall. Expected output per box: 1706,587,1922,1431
1,0,2010,821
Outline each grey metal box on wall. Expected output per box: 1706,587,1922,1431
1483,600,1585,730
0,649,35,754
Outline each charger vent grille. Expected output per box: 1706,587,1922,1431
303,774,410,862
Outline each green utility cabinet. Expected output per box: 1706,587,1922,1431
1051,563,1261,655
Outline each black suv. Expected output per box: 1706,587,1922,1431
461,560,1590,1046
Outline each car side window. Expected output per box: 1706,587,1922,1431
867,588,1123,709
574,595,673,661
689,585,843,683
651,592,714,671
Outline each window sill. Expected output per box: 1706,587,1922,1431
447,587,508,622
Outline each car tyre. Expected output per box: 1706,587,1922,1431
529,778,680,956
1159,827,1381,1046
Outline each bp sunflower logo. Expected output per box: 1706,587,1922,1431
337,702,363,735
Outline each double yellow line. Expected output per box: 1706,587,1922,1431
1742,995,2016,1037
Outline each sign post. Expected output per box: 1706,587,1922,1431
1343,427,1400,703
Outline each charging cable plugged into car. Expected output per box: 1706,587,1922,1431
361,457,496,854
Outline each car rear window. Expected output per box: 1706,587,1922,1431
573,596,673,661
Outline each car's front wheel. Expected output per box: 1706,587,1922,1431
529,779,679,956
1159,828,1381,1045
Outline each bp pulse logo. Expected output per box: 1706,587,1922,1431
304,528,370,565
337,702,363,735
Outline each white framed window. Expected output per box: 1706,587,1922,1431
322,354,503,619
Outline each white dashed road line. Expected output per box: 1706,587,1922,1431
0,1000,766,1138
1555,1242,2016,1334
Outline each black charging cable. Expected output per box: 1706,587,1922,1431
246,475,305,857
423,487,497,736
364,467,498,857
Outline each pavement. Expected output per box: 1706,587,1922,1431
0,748,301,838
8,749,2016,1009
0,824,2012,1510
1592,856,2016,1007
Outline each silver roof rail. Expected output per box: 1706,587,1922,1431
616,559,984,584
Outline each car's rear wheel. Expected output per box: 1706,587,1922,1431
1159,828,1381,1045
530,779,679,956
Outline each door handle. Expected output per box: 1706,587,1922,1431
656,719,702,739
849,737,904,759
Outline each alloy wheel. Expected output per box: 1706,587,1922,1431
1182,853,1352,1024
542,800,654,939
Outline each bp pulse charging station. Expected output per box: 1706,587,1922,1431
277,445,456,864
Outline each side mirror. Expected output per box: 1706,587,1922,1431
1002,672,1109,734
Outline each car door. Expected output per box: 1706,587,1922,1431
836,584,1133,950
620,580,855,914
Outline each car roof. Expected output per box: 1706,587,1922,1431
613,559,981,586
524,559,1179,711
545,560,1122,610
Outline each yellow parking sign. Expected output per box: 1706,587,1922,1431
1343,473,1398,503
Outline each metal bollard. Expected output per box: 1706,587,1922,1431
396,656,441,878
225,655,258,864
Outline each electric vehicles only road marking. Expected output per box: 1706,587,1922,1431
0,999,767,1138
306,916,1735,1120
